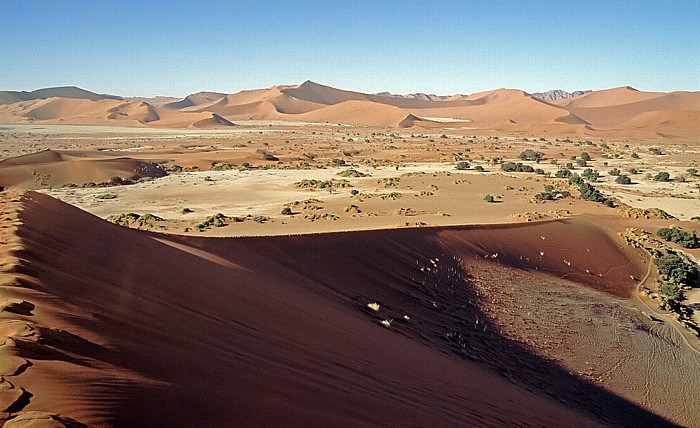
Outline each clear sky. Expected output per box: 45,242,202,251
1,1,698,97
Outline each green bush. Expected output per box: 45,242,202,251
654,171,670,182
281,207,292,215
518,149,543,161
654,253,698,286
455,161,469,170
483,194,496,202
657,226,698,248
555,169,572,178
95,193,117,199
615,175,632,185
501,162,534,173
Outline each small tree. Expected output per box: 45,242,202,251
615,175,632,185
518,149,543,162
654,171,670,182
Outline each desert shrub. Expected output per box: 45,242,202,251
687,168,698,176
474,165,485,171
581,168,599,181
455,161,469,170
654,253,698,286
554,169,572,178
518,149,543,161
483,194,496,202
534,168,544,174
193,213,228,231
331,158,346,165
378,177,400,188
580,152,591,161
350,189,359,196
263,153,279,161
657,226,698,248
649,147,663,155
609,168,620,176
337,169,367,177
654,171,670,182
345,204,361,213
253,215,268,223
576,159,587,167
631,152,640,159
658,282,683,301
569,175,612,206
501,162,534,173
95,193,117,199
281,207,292,215
615,175,632,185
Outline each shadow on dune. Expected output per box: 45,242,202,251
11,191,674,427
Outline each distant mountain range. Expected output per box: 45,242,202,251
0,81,698,140
530,89,593,101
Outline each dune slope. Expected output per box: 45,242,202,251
0,192,674,426
0,150,167,189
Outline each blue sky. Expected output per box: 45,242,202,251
1,1,698,97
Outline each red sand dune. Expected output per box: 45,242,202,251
0,192,673,426
0,150,166,189
0,82,699,136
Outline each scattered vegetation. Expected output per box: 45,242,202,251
337,169,368,177
296,179,352,189
534,184,570,201
569,175,614,207
194,213,229,231
106,212,164,229
623,228,700,336
377,177,401,188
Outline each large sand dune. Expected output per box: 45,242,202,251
0,191,679,426
0,82,699,139
0,150,167,189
